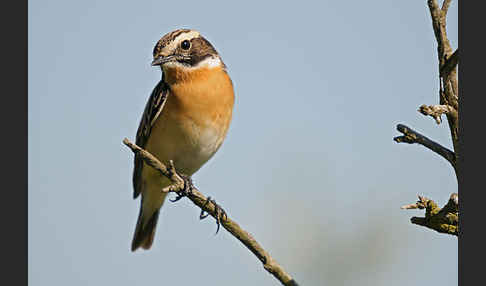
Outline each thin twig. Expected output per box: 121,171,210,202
401,195,430,210
123,138,299,286
393,124,456,172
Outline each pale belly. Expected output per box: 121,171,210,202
144,100,227,178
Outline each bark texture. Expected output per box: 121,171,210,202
394,0,459,235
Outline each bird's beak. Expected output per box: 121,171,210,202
151,56,165,66
151,55,174,66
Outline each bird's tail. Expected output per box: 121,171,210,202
131,187,168,251
131,206,160,251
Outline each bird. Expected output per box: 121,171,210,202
130,29,235,252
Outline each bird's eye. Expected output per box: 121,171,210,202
181,40,191,50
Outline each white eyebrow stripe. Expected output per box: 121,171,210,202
164,30,200,53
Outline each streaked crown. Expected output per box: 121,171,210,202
152,29,224,69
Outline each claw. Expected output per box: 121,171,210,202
169,174,194,202
215,205,227,234
199,196,212,219
199,196,227,234
214,204,221,234
169,193,184,202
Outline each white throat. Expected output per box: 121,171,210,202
163,56,222,71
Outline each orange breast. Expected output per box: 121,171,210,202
167,66,234,135
145,65,234,176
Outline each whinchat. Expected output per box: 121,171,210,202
131,29,235,251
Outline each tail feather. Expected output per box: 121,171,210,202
131,174,169,252
131,207,160,251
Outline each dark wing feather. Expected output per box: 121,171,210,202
133,79,169,199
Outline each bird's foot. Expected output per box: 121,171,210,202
199,196,227,234
169,174,194,203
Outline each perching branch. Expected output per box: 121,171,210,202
394,1,458,236
123,138,299,286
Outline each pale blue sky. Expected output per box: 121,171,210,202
29,1,458,285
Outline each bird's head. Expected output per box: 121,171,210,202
151,29,225,79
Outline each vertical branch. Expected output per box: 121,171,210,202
395,1,458,235
427,0,459,164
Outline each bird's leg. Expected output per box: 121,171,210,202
199,196,227,234
169,174,194,202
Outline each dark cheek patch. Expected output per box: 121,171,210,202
187,37,218,66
